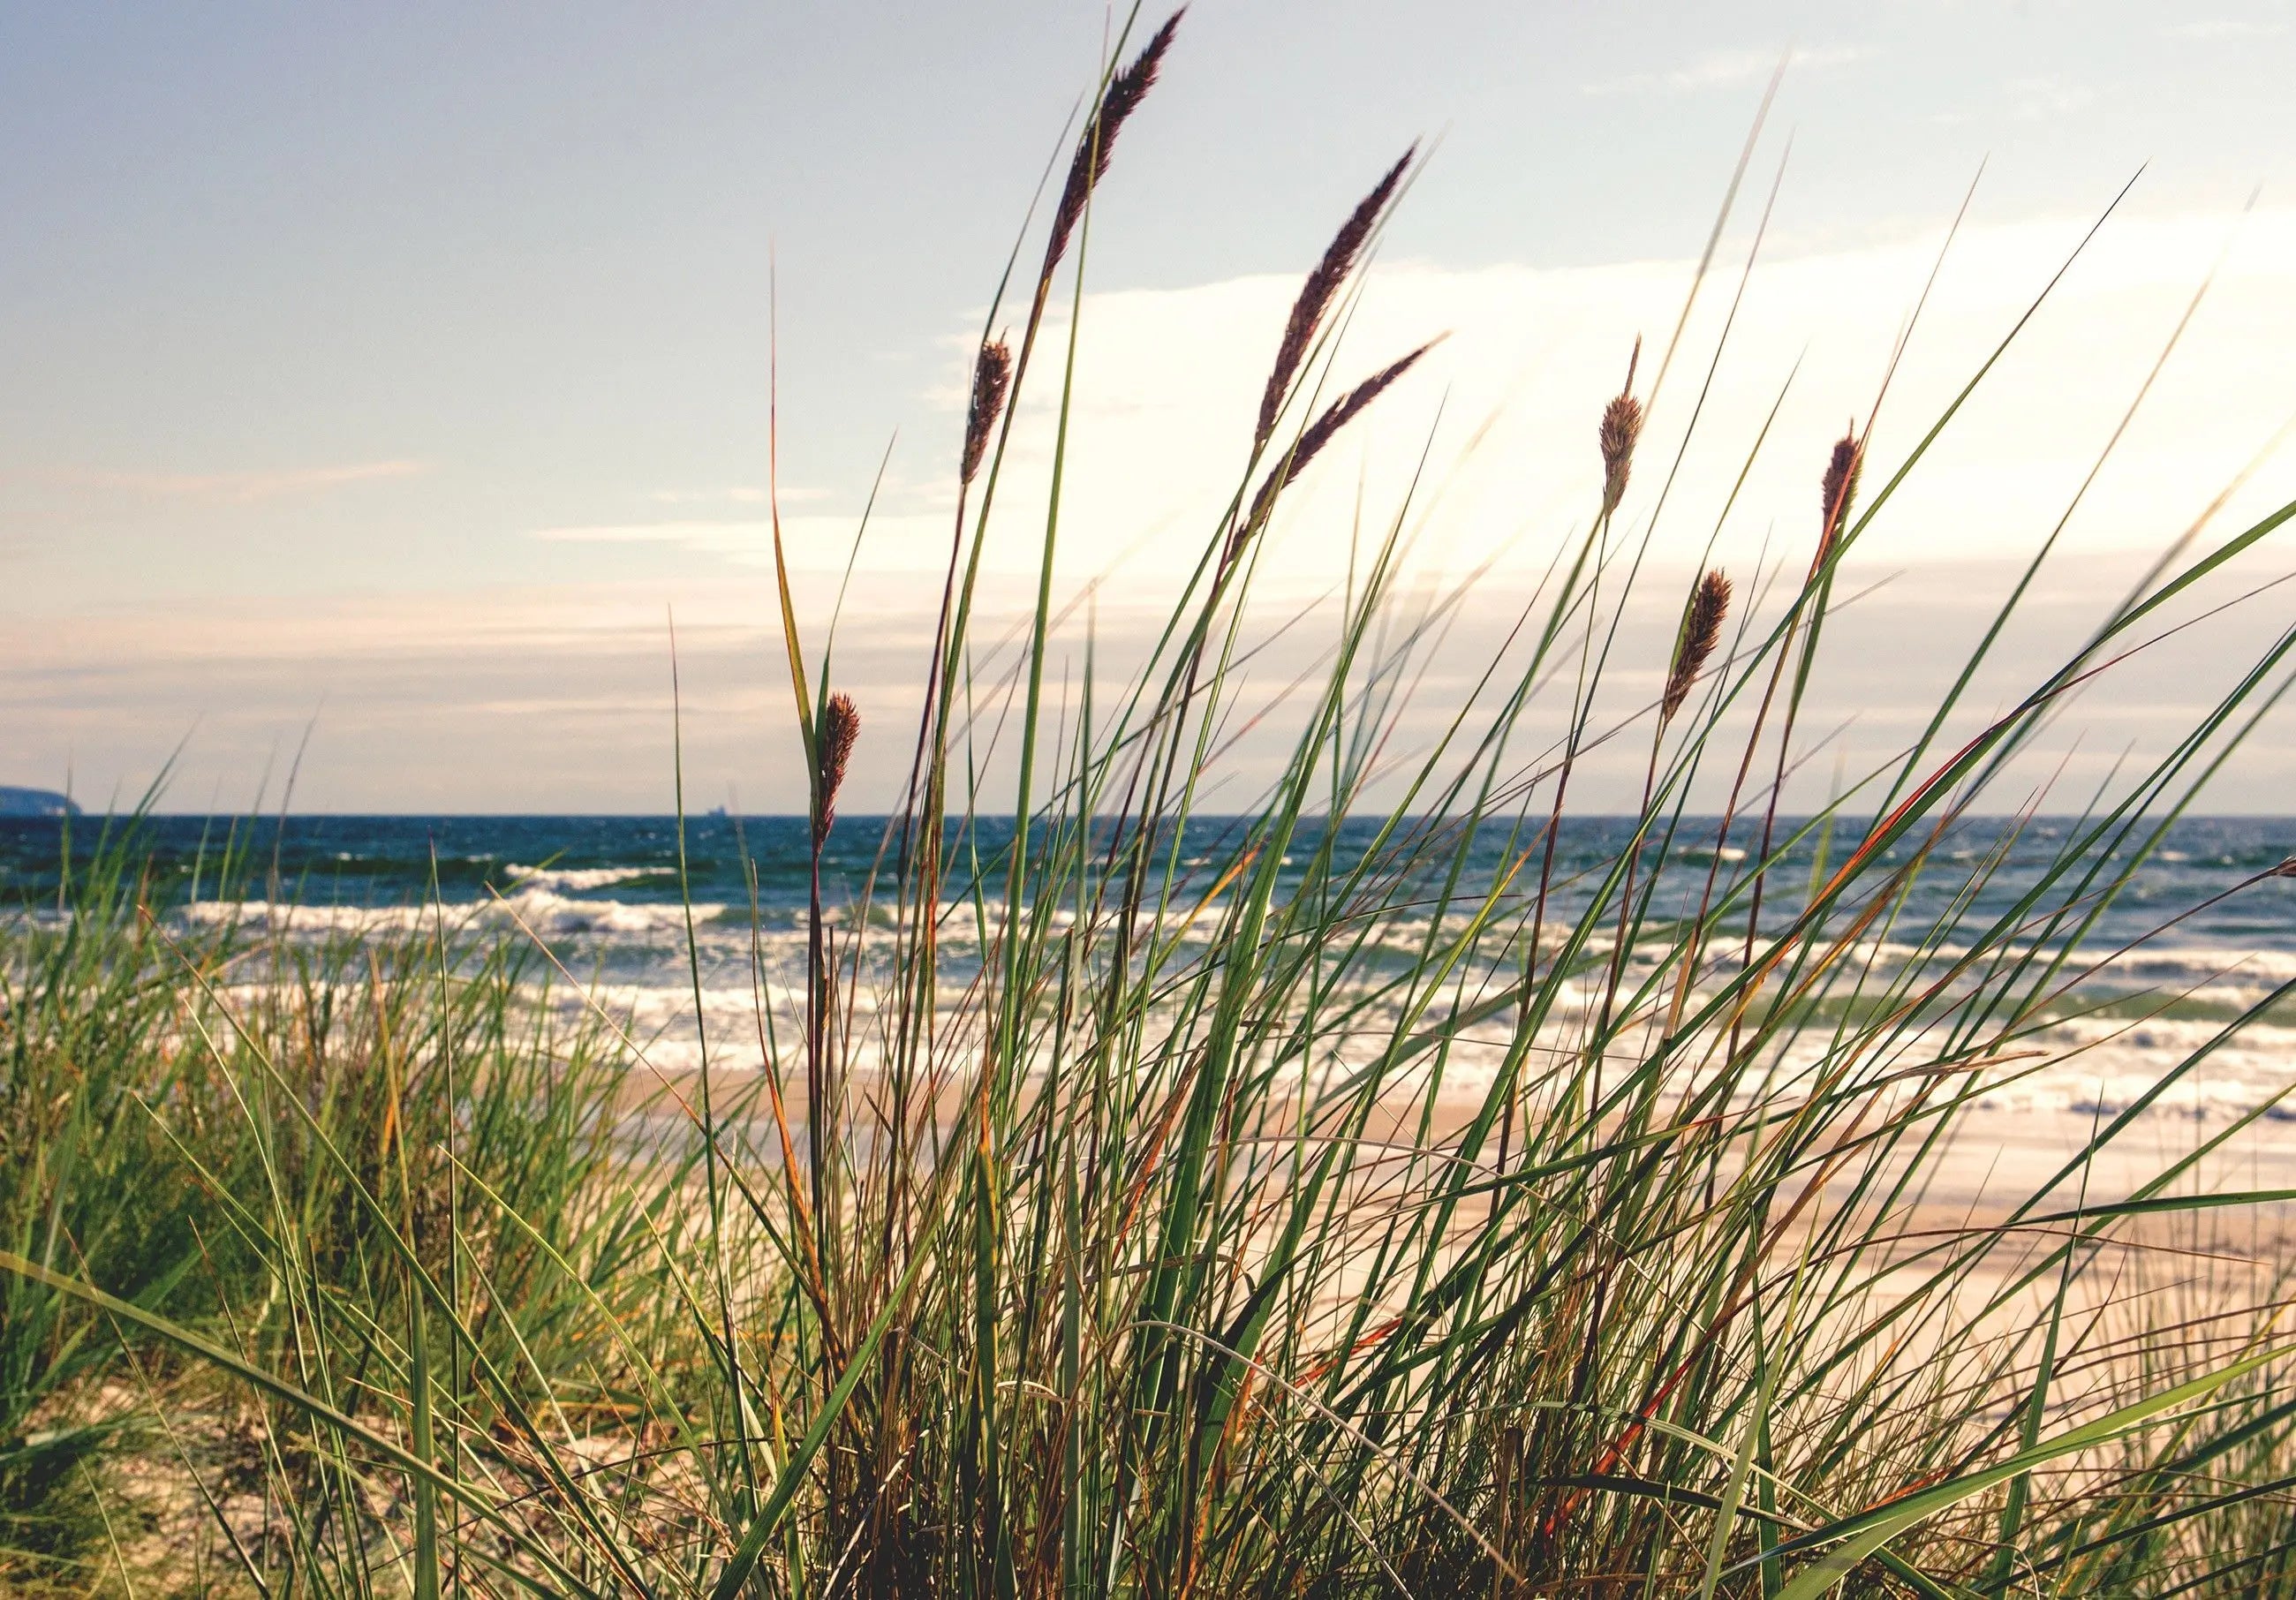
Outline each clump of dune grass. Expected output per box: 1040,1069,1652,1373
0,815,711,1592
11,8,2296,1596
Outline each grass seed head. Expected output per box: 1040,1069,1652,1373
1042,11,1182,281
815,692,860,844
962,339,1012,486
1235,338,1440,561
1597,338,1644,518
1255,146,1416,450
1821,425,1864,552
1663,568,1732,722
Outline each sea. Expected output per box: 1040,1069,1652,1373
6,813,2296,1151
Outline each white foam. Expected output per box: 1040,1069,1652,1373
502,864,667,892
181,888,728,943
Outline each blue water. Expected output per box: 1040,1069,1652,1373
4,812,2293,944
8,813,2296,1125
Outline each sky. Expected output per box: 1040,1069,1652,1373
8,1,2296,813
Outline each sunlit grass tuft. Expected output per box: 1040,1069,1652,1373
10,9,2296,1595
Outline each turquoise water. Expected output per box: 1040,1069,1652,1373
4,812,2292,947
8,812,2296,1121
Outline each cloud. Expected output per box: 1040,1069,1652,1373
2004,74,2096,121
539,204,2296,617
40,205,2296,811
886,207,2296,608
14,547,2294,814
536,520,771,544
2163,18,2286,40
643,485,830,506
1582,44,1869,97
56,459,428,503
531,513,970,577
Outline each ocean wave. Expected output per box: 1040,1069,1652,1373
181,888,729,942
502,863,673,892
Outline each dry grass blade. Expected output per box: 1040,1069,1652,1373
1255,146,1417,450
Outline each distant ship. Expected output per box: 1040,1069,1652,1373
0,788,82,819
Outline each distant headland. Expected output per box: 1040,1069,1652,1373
0,787,81,819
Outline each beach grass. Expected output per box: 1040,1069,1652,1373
10,9,2296,1594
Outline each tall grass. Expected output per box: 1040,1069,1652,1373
10,11,2296,1594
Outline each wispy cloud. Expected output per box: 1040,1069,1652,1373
1932,73,2099,128
648,486,776,505
535,520,771,546
58,459,428,503
2163,18,2286,40
530,513,960,575
2005,74,2096,121
1582,44,1869,97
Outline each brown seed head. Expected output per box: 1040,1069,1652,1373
1256,146,1416,450
814,692,859,845
1599,396,1644,517
1597,338,1644,518
1042,11,1183,282
1820,426,1864,552
1662,569,1731,723
1233,337,1441,563
962,339,1012,487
